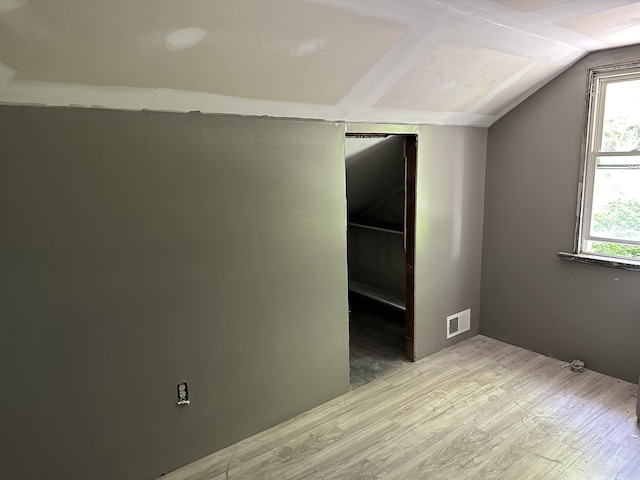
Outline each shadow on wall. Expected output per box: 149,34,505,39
345,136,405,217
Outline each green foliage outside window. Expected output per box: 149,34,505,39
602,117,640,152
591,198,640,258
591,242,640,258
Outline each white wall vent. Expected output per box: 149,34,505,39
446,309,471,339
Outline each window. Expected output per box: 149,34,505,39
577,62,640,263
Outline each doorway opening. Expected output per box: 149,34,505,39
345,134,417,389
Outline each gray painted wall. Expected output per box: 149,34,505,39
413,126,487,358
482,44,640,383
0,108,487,479
0,107,349,480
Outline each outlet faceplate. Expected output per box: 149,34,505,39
176,381,190,405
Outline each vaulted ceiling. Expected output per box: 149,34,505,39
1,0,640,126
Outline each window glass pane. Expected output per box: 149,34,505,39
590,165,640,241
601,78,640,152
586,240,640,259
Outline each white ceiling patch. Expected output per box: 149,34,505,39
165,27,208,52
492,0,570,13
291,38,326,58
555,3,640,46
375,41,531,113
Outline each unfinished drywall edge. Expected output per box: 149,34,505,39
0,81,334,121
0,79,498,127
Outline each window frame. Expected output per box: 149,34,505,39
574,60,640,264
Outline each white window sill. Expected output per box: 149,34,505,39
557,252,640,272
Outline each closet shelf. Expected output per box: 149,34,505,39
349,280,406,311
348,218,403,235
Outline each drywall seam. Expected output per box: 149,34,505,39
311,0,590,50
486,49,589,126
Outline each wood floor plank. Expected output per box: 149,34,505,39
552,437,638,480
158,336,640,480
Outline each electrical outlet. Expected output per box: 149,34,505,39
176,381,190,405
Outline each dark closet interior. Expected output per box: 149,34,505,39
345,134,415,389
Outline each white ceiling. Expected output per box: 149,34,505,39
1,0,640,126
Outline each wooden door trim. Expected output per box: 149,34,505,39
404,136,417,361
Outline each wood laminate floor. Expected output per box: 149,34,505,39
348,295,409,390
159,335,640,480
